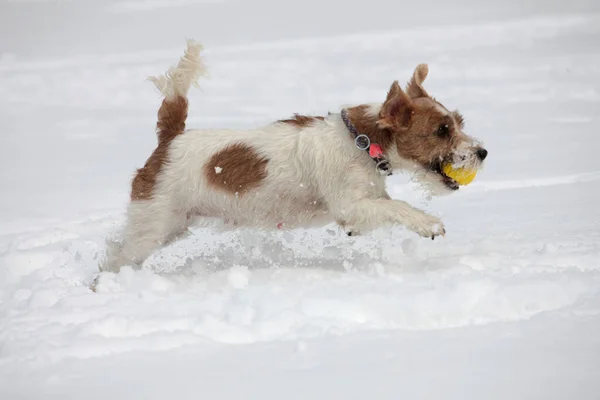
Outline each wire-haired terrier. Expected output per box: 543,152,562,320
101,39,487,272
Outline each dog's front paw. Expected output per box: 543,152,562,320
407,212,446,240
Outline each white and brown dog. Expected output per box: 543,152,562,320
101,40,487,272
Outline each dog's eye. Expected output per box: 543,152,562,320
436,124,450,137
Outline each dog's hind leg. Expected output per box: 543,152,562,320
100,200,188,272
100,40,206,274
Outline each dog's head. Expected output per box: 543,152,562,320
351,65,487,194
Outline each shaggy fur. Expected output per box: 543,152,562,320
277,114,326,127
100,40,487,272
131,95,188,201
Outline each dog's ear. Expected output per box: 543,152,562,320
378,80,413,130
407,64,430,99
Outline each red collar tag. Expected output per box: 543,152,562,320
369,144,383,158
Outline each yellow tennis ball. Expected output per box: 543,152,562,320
442,163,477,186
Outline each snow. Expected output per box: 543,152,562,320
1,0,600,399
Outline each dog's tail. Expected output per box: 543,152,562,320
148,39,206,143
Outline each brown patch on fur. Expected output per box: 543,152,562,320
131,95,188,201
345,105,394,152
378,81,414,131
278,114,325,127
347,72,471,170
205,143,269,195
406,64,430,99
451,110,465,128
344,80,416,152
394,97,461,167
385,77,469,169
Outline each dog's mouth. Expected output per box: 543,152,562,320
431,161,459,191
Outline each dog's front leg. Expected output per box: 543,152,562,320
338,198,445,239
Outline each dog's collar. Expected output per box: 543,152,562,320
340,109,392,176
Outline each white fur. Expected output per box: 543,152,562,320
148,39,205,100
100,41,451,273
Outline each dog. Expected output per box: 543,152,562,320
100,39,487,273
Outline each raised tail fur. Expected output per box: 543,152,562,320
98,40,206,276
148,39,206,143
129,39,206,202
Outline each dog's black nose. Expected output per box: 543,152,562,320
476,148,488,161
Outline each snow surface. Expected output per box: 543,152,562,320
1,1,600,399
